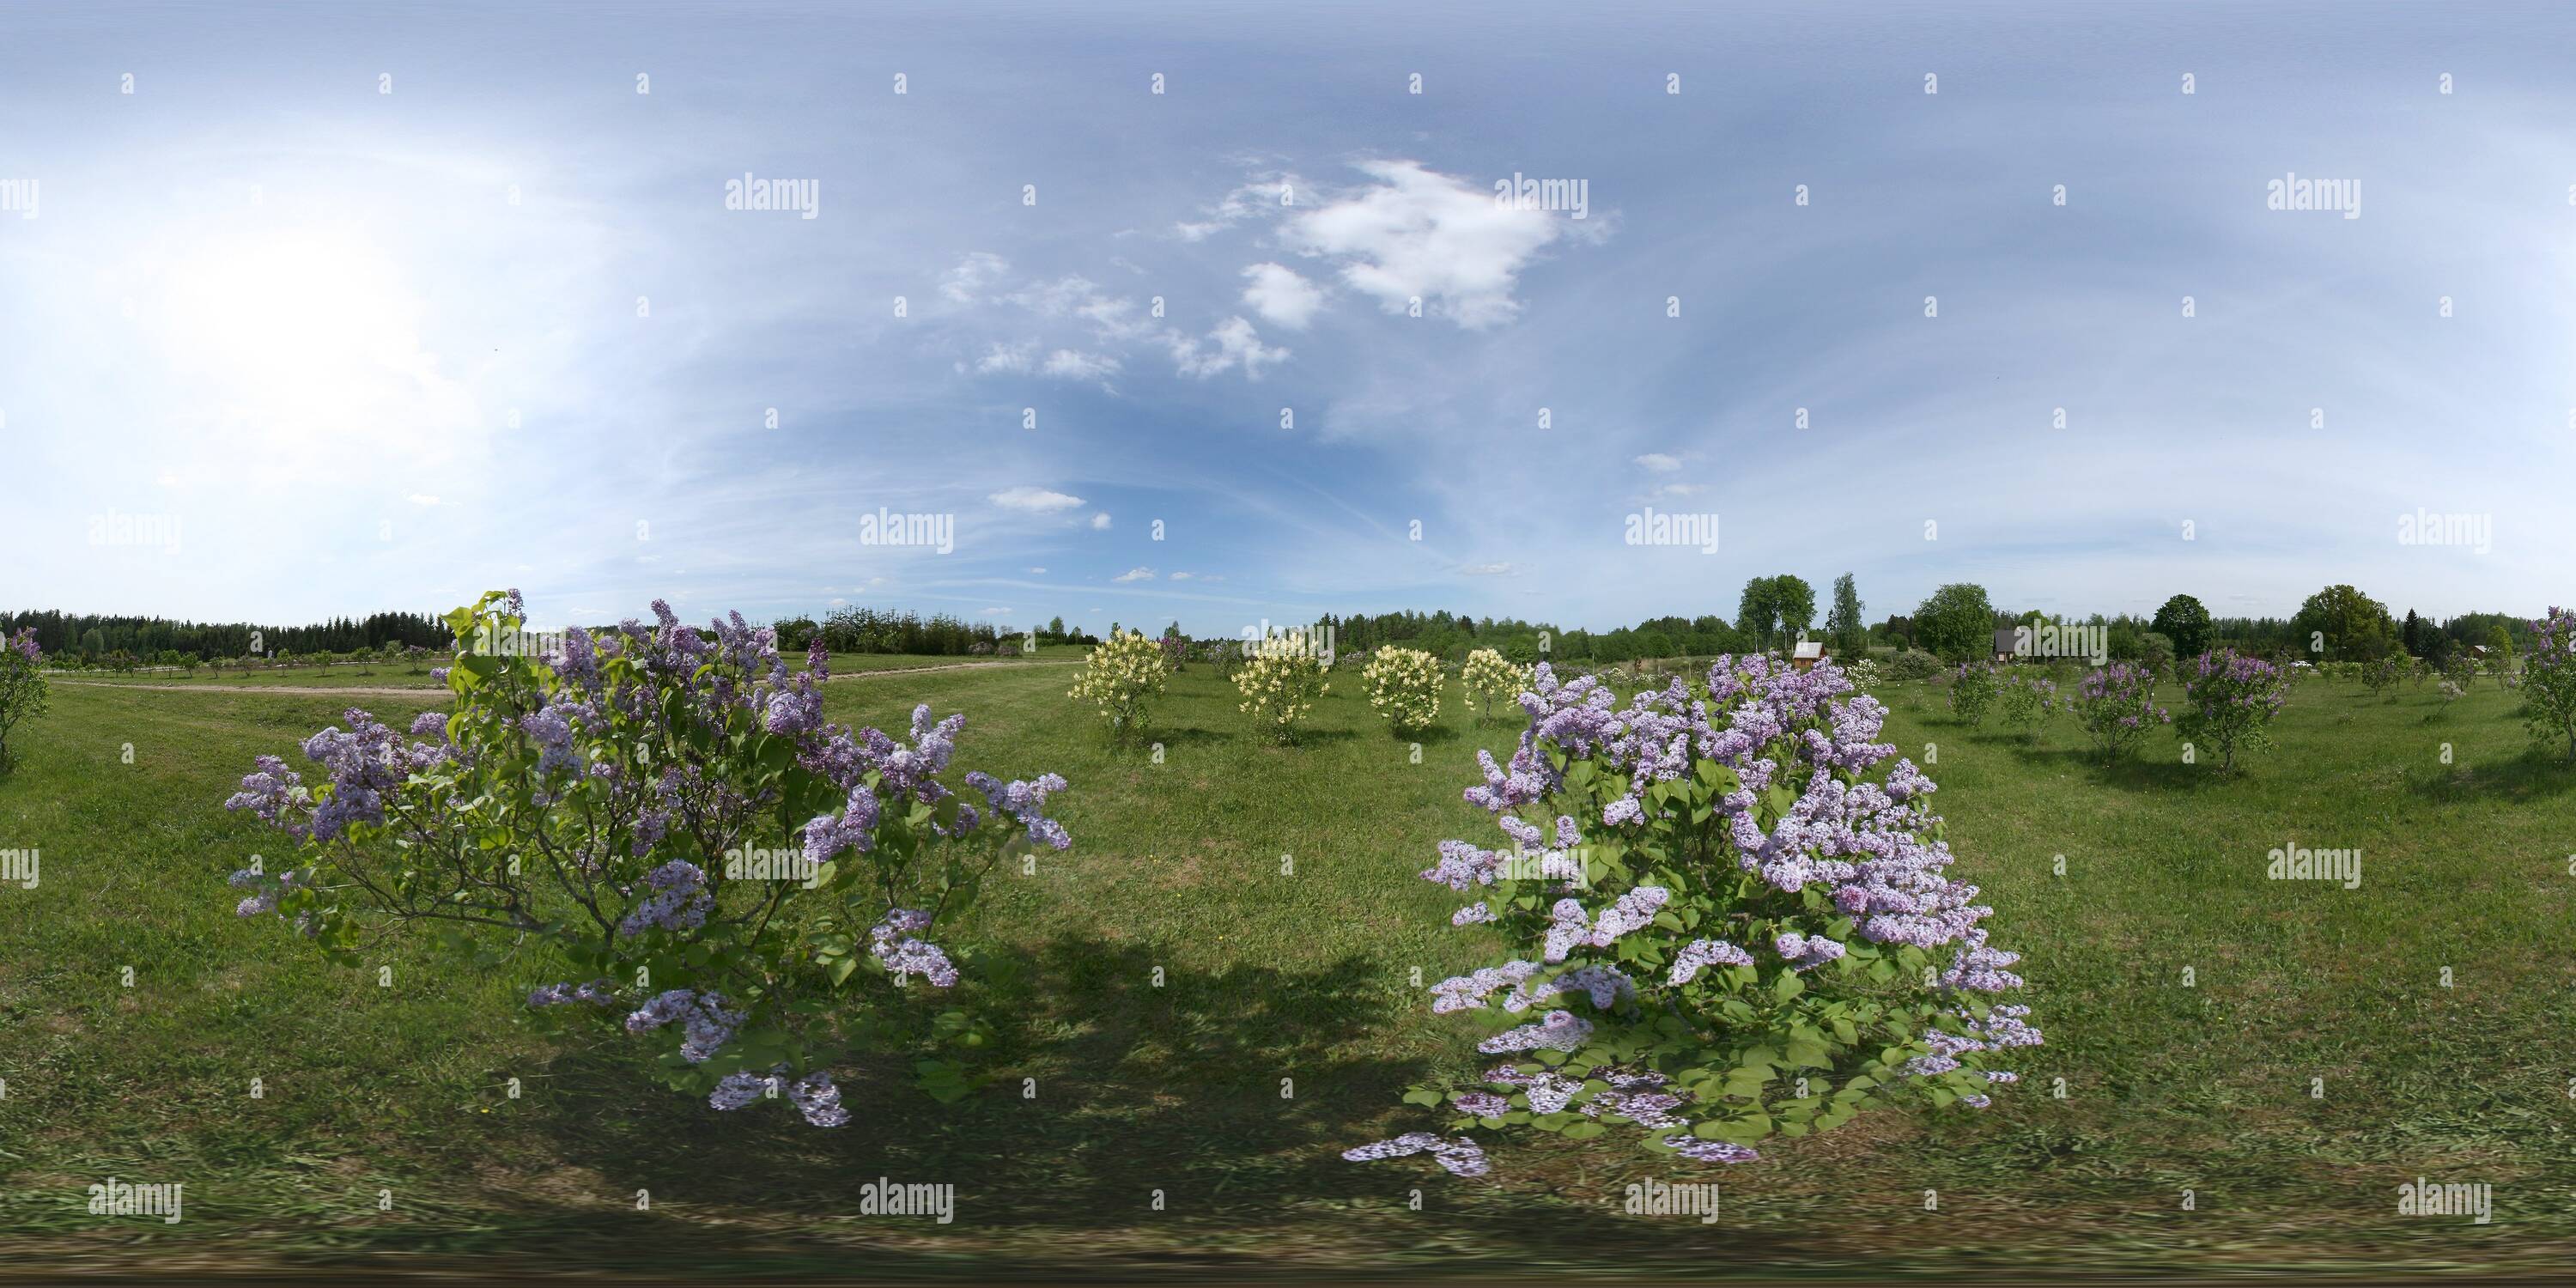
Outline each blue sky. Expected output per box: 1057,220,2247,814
5,1,2573,636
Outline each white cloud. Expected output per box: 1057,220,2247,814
1653,483,1705,499
1240,262,1325,330
1633,453,1682,472
1170,572,1223,582
976,340,1037,374
941,252,1009,304
1460,562,1517,576
1090,512,1112,530
1112,567,1155,582
1043,348,1121,382
1175,176,1297,241
981,606,1012,616
1279,159,1574,329
1171,315,1288,380
1026,566,1048,574
988,486,1086,513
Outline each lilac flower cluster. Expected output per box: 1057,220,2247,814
527,980,618,1007
616,860,714,937
1474,1009,1594,1054
1668,939,1753,985
869,908,960,987
1340,1133,1489,1177
625,988,744,1063
1773,930,1847,972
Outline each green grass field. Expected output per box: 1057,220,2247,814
50,652,1055,692
2,663,2571,1278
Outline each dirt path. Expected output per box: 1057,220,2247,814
60,659,1073,699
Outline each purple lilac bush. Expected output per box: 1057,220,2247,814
2177,649,2290,773
2523,607,2576,762
1347,655,2039,1176
224,591,1070,1123
2069,663,2169,762
0,628,46,769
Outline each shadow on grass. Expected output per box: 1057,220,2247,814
519,933,1441,1234
2404,749,2576,804
1995,741,2207,792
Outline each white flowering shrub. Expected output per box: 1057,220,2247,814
1842,658,1881,691
1066,630,1170,738
1364,647,1445,734
1235,634,1331,743
1461,647,1533,720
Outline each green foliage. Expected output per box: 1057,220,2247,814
2291,585,2397,662
1886,648,1941,682
1914,584,1996,663
1947,663,1999,726
2151,595,2213,658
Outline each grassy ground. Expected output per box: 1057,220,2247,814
0,662,2570,1279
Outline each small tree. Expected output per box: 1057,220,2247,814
1236,634,1331,743
2178,649,2289,774
2152,594,2214,659
0,629,50,769
1066,630,1170,738
1947,663,1999,726
2520,607,2576,762
1915,584,1997,663
1364,647,1445,735
2070,663,2168,762
2360,655,2404,702
1995,673,2057,744
1461,647,1532,722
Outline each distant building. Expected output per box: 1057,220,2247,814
1993,628,2020,662
1791,640,1826,671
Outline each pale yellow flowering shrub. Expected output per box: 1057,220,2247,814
1235,634,1331,743
1066,629,1169,736
1363,646,1444,734
1458,647,1532,720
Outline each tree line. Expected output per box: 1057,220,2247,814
0,610,452,662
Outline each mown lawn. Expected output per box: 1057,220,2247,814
1,662,2570,1278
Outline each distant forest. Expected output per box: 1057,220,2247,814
2,593,2543,666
